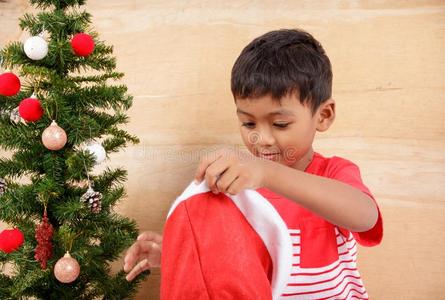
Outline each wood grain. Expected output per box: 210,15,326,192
1,1,444,299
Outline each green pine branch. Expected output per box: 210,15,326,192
20,10,91,37
29,0,87,10
92,167,128,191
0,157,29,178
0,0,146,298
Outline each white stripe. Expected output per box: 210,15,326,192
336,235,346,244
331,282,368,300
290,236,301,244
285,267,362,294
281,277,366,299
289,249,358,274
288,261,360,284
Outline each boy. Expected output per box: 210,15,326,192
124,29,383,299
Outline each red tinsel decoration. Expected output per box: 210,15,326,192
34,211,54,269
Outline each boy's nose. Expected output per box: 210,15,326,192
257,129,275,147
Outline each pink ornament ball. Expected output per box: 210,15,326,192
71,33,95,57
18,96,43,122
42,121,67,150
0,228,25,253
0,72,21,96
54,252,80,283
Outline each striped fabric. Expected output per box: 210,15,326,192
280,228,368,300
256,152,383,299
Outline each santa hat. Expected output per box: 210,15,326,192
161,181,293,300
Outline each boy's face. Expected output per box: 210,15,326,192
235,93,334,171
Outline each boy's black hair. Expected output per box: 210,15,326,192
231,29,332,113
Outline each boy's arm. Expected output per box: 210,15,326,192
262,160,378,233
195,148,379,233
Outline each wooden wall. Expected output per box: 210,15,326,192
1,1,444,299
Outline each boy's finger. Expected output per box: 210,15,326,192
226,176,246,196
125,258,149,281
137,231,162,244
123,247,139,272
194,151,223,182
124,241,157,272
204,160,230,193
216,166,239,194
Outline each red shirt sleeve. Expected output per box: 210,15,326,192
327,157,383,247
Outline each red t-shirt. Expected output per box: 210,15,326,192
256,152,383,299
161,152,383,300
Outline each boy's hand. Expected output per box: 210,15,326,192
195,148,267,195
123,231,162,281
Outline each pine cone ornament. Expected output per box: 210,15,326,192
0,108,8,118
81,187,102,213
1,107,22,124
34,211,54,269
10,107,22,124
0,178,7,196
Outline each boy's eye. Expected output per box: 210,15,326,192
273,123,290,128
242,122,256,128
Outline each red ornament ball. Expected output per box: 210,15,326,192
19,96,43,122
0,72,21,96
0,228,25,253
71,33,95,57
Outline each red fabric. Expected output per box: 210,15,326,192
299,220,338,268
161,192,273,300
325,156,383,246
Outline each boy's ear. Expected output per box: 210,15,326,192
316,99,335,132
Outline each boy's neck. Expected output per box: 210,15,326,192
291,148,314,171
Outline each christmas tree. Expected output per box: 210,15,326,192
0,0,149,298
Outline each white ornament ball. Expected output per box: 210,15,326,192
85,143,106,164
24,36,48,60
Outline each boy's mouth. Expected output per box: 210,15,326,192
260,152,280,160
